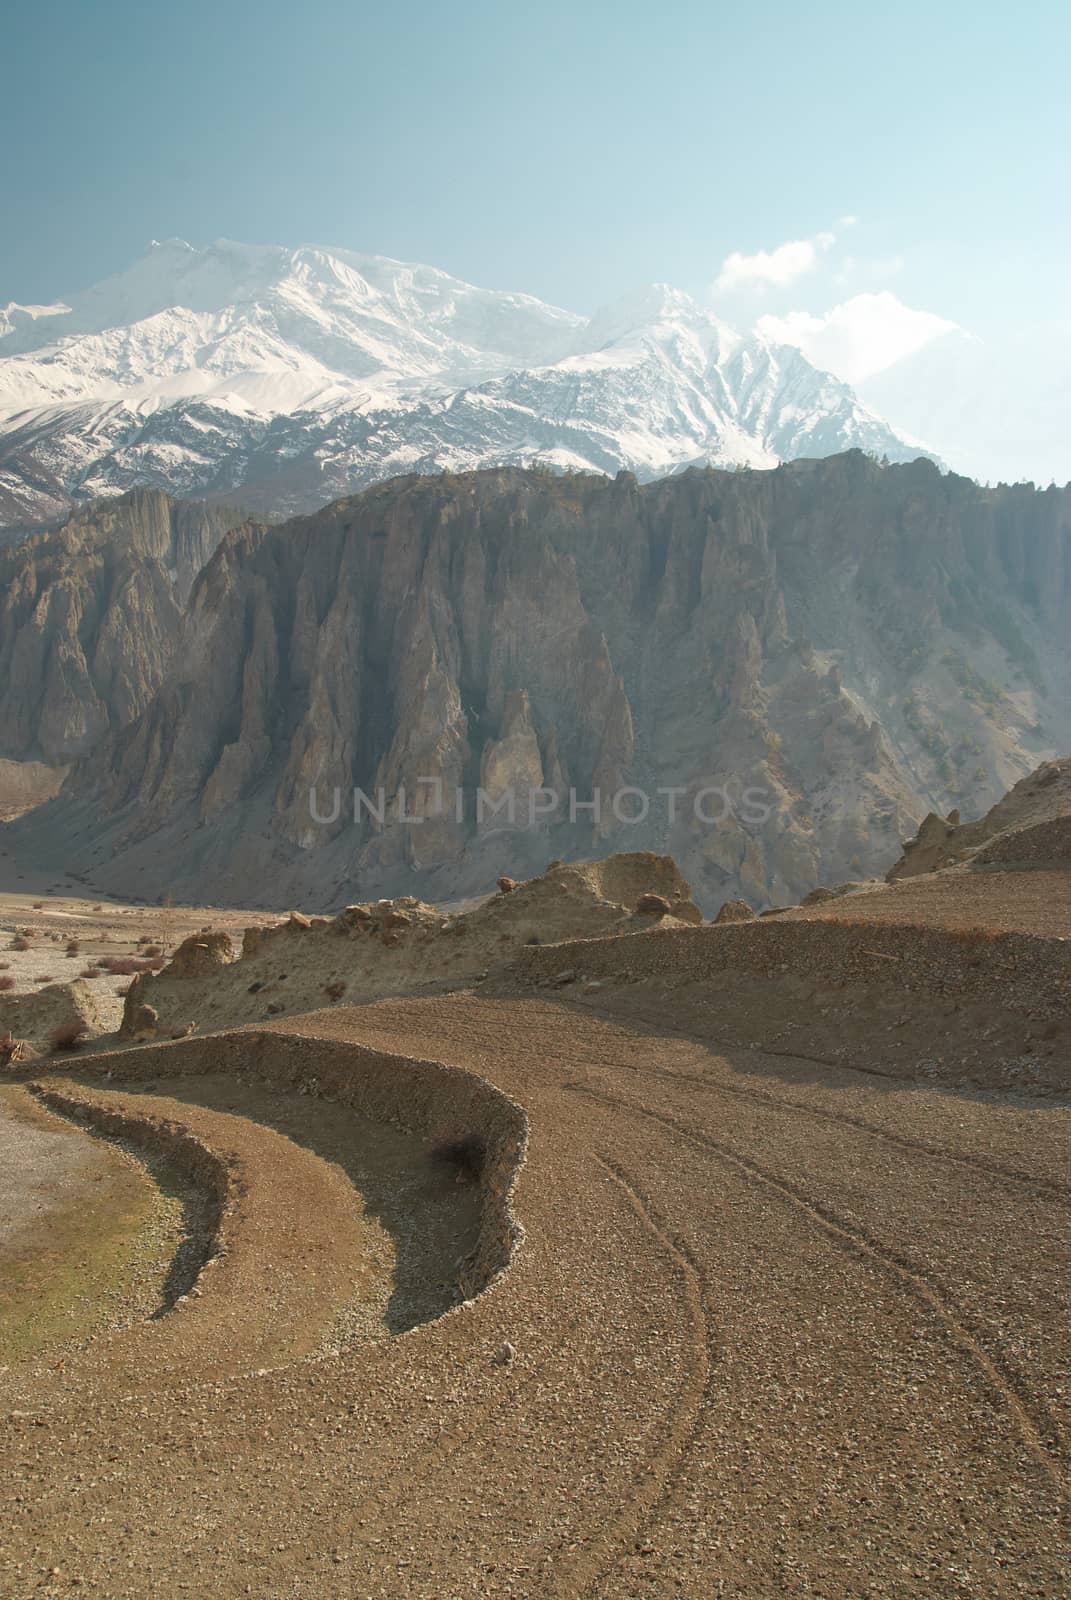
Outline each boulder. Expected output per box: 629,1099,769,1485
635,893,672,919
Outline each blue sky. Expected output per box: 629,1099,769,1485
3,0,1069,480
4,0,1068,329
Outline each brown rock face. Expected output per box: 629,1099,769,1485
18,455,1071,914
0,489,247,763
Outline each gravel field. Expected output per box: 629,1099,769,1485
1,985,1068,1599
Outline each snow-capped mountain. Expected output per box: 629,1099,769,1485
0,239,932,528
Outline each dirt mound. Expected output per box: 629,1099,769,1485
713,897,756,923
163,930,235,977
889,757,1071,879
974,813,1071,868
0,978,107,1056
116,853,704,1040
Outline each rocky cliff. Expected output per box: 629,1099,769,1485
0,490,248,764
14,453,1071,913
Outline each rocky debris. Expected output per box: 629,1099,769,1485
497,877,518,894
116,852,704,1036
714,898,757,923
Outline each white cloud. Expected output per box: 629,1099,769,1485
714,230,837,293
756,291,960,384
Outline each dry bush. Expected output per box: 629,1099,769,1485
92,903,103,912
79,966,101,979
101,956,144,975
32,901,43,910
0,960,9,970
0,976,15,992
430,1131,487,1182
324,979,347,1001
34,975,55,984
137,935,151,946
66,941,81,957
49,1020,89,1053
142,944,163,959
10,936,30,951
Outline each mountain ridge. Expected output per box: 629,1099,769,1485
12,453,1068,913
0,239,932,528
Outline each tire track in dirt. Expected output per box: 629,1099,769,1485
337,1153,696,1576
565,1081,1070,1502
579,998,1071,1201
535,1154,716,1599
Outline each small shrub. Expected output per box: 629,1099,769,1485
137,935,150,946
101,957,142,975
32,902,43,910
92,903,103,912
0,960,9,970
34,975,55,984
0,976,15,992
142,944,162,959
10,937,30,952
324,979,347,1001
430,1131,487,1182
66,941,81,957
79,966,101,979
49,1020,89,1053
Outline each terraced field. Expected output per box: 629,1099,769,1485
2,962,1068,1598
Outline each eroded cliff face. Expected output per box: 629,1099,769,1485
21,454,1071,913
0,490,248,763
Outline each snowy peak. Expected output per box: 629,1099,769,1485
577,283,740,367
0,239,585,416
0,240,933,530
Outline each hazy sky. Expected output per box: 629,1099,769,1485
3,0,1069,480
3,0,1066,319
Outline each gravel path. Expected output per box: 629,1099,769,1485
1,991,1068,1598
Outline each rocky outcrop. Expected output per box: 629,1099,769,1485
888,758,1071,878
0,489,248,763
114,853,704,1036
15,455,1071,913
